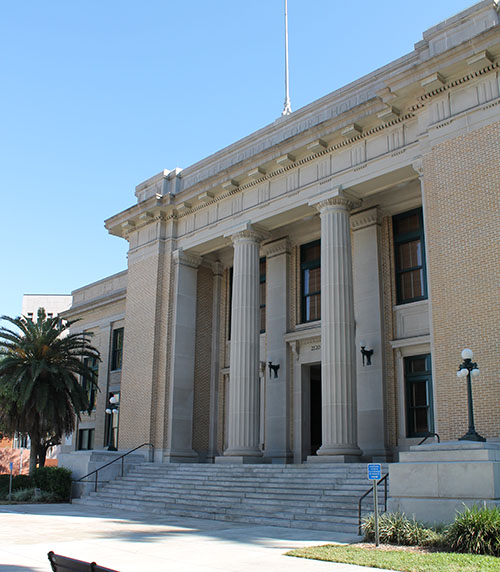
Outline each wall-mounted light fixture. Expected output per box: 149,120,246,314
268,362,280,379
360,341,373,366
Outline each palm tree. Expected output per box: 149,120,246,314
0,308,100,474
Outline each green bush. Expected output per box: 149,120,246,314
10,488,36,502
0,474,33,499
32,466,72,502
8,487,58,503
446,505,500,557
362,511,442,546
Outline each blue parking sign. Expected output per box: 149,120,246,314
367,463,381,480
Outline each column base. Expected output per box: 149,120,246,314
263,449,293,464
317,444,362,457
307,455,363,464
163,449,199,463
215,455,268,464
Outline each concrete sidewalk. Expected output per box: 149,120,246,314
0,503,385,572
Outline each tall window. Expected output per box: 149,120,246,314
77,428,94,450
228,268,233,340
301,240,321,323
111,328,124,371
260,258,266,333
82,357,98,411
393,208,427,304
405,354,434,438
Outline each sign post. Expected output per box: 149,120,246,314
367,463,382,546
8,462,13,502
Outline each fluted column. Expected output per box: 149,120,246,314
314,193,362,460
224,228,264,459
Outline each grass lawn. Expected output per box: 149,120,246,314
286,544,500,571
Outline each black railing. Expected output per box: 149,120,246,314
72,443,154,494
418,432,440,445
358,473,388,536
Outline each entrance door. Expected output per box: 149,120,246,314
310,364,322,455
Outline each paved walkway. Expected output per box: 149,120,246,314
0,503,384,572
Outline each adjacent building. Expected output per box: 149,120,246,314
61,1,500,467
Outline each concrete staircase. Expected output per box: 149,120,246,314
72,462,388,534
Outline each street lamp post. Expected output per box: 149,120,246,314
105,394,119,451
456,348,485,442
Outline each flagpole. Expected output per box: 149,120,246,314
282,0,292,115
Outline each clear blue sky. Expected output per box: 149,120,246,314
1,0,475,318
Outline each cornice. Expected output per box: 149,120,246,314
410,61,500,109
63,289,127,317
172,112,415,220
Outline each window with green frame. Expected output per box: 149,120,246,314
393,208,427,304
405,354,434,438
259,258,266,333
111,328,124,371
82,357,98,411
301,240,321,323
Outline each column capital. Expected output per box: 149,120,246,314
172,248,202,269
210,260,224,276
412,159,424,179
351,207,382,231
225,222,270,244
261,237,291,259
309,188,361,214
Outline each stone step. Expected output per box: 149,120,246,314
121,473,385,488
103,480,371,495
75,462,388,534
74,495,365,526
88,488,385,513
73,497,363,533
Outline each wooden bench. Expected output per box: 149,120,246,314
48,551,119,572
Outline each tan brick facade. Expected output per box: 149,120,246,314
423,121,500,441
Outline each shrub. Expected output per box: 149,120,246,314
0,474,33,499
8,487,58,503
362,511,442,546
446,505,500,557
11,488,36,502
32,466,72,502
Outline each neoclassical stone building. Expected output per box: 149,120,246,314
62,1,500,466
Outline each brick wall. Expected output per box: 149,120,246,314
192,265,214,453
119,249,162,449
423,121,500,440
380,216,399,449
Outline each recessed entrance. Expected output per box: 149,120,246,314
310,364,322,455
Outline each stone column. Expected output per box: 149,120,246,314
312,192,362,461
351,207,388,460
221,227,264,462
207,261,223,461
262,238,292,463
164,249,201,462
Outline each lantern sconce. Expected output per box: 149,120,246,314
360,341,373,366
268,362,280,379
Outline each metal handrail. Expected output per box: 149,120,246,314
358,473,389,535
72,443,154,493
418,432,440,445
